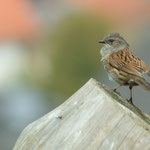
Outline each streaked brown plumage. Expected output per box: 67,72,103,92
99,32,150,104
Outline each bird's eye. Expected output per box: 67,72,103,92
109,39,114,43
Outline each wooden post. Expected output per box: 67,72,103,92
13,78,150,150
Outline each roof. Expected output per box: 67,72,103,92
0,0,39,40
67,0,150,24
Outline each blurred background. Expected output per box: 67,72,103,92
1,0,150,149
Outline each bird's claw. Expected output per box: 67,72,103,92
113,90,121,96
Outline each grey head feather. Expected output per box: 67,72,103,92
105,32,120,38
100,32,129,59
104,32,128,44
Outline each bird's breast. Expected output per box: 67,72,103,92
100,45,113,60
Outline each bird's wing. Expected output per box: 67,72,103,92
107,48,150,91
108,49,149,76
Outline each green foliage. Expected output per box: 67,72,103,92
47,13,110,97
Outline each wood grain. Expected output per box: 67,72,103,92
13,78,150,150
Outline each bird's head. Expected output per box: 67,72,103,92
99,32,129,51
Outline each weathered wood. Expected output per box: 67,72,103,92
13,78,150,150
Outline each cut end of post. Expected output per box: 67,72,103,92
13,78,150,150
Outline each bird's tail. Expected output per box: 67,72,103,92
147,71,150,76
132,75,150,92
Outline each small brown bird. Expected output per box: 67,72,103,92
99,32,150,104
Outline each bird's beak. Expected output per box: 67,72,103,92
98,40,105,44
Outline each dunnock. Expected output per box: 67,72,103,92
99,32,150,104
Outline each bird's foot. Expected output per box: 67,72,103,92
113,89,121,95
127,98,134,105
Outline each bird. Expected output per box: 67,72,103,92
98,32,150,104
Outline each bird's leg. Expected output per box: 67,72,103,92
113,85,122,95
113,84,122,92
129,85,133,105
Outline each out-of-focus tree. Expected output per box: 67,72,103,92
41,13,110,97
